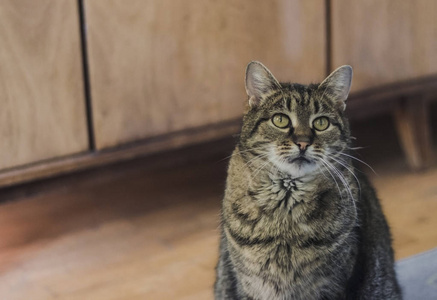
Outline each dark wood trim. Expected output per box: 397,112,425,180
0,119,241,188
346,75,437,170
78,0,96,151
347,74,437,120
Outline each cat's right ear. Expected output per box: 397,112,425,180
245,61,281,107
318,65,353,111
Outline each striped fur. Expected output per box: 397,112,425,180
214,62,401,299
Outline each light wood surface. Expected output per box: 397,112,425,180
0,133,436,299
331,0,437,92
85,0,326,149
373,167,437,261
0,0,88,169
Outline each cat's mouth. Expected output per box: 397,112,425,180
288,156,312,164
274,153,318,177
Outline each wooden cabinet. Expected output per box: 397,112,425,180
331,0,437,92
1,0,435,186
85,0,326,149
331,0,437,170
0,0,88,170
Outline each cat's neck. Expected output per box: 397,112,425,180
244,167,323,213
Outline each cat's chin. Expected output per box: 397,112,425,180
268,148,319,178
274,158,318,178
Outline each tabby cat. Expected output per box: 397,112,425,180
214,61,401,299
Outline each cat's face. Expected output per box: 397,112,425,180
240,62,352,178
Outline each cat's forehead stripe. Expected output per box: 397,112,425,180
302,90,310,106
284,91,300,112
285,96,291,111
313,100,320,114
266,86,340,118
264,90,283,105
282,89,319,114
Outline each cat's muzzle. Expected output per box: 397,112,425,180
288,156,312,164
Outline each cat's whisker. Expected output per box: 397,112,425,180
323,159,354,199
269,156,282,176
250,158,272,181
347,146,365,151
330,155,367,175
251,162,271,181
338,152,377,175
243,152,271,170
276,156,289,176
218,146,268,162
322,159,357,218
328,155,362,197
316,164,330,180
238,150,270,165
318,159,344,202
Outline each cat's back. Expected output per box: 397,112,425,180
345,170,402,299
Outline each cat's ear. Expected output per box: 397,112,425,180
318,65,352,111
245,61,281,107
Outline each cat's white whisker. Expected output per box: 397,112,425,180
328,155,361,197
338,152,377,175
250,158,272,181
347,146,365,150
318,159,344,202
243,153,271,171
219,146,268,162
322,158,357,218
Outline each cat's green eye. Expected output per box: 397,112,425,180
272,114,290,128
313,117,330,131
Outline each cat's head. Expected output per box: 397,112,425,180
239,61,353,178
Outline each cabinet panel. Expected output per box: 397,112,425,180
332,0,437,92
0,0,88,170
86,0,326,149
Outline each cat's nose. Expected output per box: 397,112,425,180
297,142,309,151
292,132,313,152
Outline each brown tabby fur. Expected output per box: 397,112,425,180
214,62,401,299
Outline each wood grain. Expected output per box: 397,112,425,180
85,0,326,149
0,0,88,169
331,0,437,92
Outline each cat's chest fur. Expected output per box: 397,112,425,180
223,161,356,299
249,173,315,212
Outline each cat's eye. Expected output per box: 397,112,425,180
272,114,290,128
313,117,330,131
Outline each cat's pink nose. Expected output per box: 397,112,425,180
297,142,309,151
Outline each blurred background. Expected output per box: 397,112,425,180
0,0,436,299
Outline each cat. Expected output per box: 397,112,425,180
214,61,402,299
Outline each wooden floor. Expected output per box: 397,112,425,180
0,119,436,299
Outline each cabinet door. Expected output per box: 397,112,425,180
0,0,88,170
332,0,437,92
85,0,326,150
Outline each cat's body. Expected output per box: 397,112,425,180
214,62,401,299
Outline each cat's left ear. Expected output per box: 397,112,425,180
318,65,352,111
245,61,281,107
